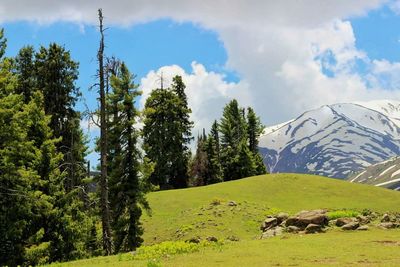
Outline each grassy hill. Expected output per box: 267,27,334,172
50,173,400,266
141,173,400,244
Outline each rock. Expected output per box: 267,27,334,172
336,218,356,227
284,210,327,229
276,212,289,224
357,225,369,231
226,235,240,242
305,223,323,234
260,217,278,231
381,213,391,222
227,201,237,206
295,210,328,228
342,222,360,230
285,217,298,227
206,236,218,242
356,215,370,225
261,226,283,239
328,219,337,227
378,222,397,229
287,225,300,233
187,236,201,243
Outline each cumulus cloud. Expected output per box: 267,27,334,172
139,62,249,136
3,0,400,127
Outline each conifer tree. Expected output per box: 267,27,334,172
170,75,193,188
246,107,267,174
107,62,146,252
143,76,193,189
190,131,208,186
14,46,36,102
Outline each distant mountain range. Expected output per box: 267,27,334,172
258,100,400,178
348,156,400,191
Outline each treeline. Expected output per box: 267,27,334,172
0,12,150,265
0,10,267,266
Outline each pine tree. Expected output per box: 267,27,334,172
204,120,223,184
219,100,262,180
14,46,36,102
143,76,193,189
143,88,179,189
169,75,193,188
246,107,267,174
190,132,208,186
107,62,146,252
0,28,6,59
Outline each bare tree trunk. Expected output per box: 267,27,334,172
98,8,112,255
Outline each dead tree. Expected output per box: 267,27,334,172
97,8,112,255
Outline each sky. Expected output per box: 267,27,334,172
2,0,400,166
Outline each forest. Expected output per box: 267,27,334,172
0,10,265,266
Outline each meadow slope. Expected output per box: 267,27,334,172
141,173,400,244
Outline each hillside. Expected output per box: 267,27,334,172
140,173,400,244
349,156,400,190
50,173,400,267
259,100,400,178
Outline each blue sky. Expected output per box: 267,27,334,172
2,1,400,167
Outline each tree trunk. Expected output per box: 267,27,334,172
98,8,112,255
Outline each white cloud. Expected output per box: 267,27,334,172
139,62,249,136
3,0,400,127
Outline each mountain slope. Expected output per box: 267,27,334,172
141,173,400,245
259,100,400,178
349,156,400,190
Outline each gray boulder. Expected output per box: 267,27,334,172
260,217,278,231
305,224,323,234
342,222,360,230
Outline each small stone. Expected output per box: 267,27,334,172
276,212,289,224
357,225,369,231
261,226,283,239
357,215,370,225
228,201,237,206
381,213,391,222
342,222,360,230
378,222,397,229
226,235,240,242
186,236,201,243
206,236,218,242
305,223,323,234
287,225,300,233
260,217,278,231
336,218,356,227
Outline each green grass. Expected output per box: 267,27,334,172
327,210,361,220
141,173,400,244
48,173,400,266
50,229,400,266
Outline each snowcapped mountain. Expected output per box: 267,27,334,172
258,100,400,178
348,156,400,191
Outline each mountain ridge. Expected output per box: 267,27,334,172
259,100,400,178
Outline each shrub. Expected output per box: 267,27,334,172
327,210,360,220
124,240,221,261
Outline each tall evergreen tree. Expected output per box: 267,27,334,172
246,107,267,174
14,46,36,103
190,132,208,186
107,62,146,252
170,76,193,188
143,88,179,189
219,99,264,180
143,76,193,189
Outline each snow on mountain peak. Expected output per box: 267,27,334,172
259,100,400,179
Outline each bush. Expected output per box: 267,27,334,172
24,241,51,266
327,210,360,220
124,240,221,261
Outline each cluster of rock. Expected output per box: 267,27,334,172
260,210,328,238
260,210,400,239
